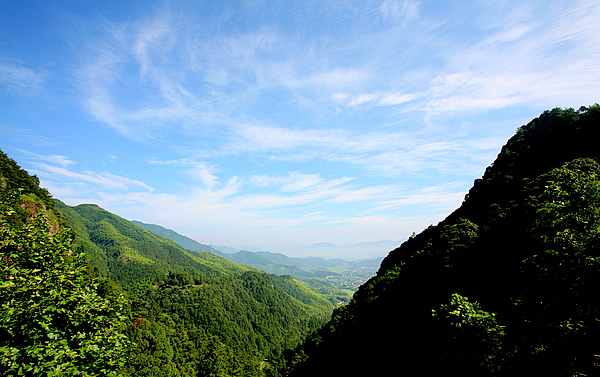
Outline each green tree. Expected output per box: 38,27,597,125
432,293,505,375
517,159,600,374
0,195,130,376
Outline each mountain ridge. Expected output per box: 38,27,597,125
288,105,600,376
132,220,383,305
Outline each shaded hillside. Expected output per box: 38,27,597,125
287,105,600,377
124,271,331,376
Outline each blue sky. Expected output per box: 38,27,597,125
1,0,599,258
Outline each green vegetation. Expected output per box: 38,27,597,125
1,149,332,376
286,105,600,376
54,201,255,292
56,201,333,376
4,104,600,376
131,220,220,254
133,221,382,306
0,152,129,376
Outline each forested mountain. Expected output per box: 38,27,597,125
132,220,383,276
55,202,255,291
131,220,220,254
56,201,333,376
4,105,600,377
286,105,600,376
0,150,332,376
133,220,383,305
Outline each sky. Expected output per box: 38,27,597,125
1,0,599,259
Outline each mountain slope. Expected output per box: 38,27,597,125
129,219,333,312
55,200,333,375
288,105,600,377
56,202,254,290
132,221,382,304
131,220,220,253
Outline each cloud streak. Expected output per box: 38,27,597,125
0,62,46,96
5,0,599,255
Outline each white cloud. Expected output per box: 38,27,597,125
370,183,468,212
249,172,325,192
307,69,370,90
12,0,599,254
378,92,419,106
31,162,153,192
348,92,380,106
17,151,76,168
150,158,219,189
380,0,420,23
227,123,501,178
414,0,600,114
342,91,419,107
0,62,46,96
20,151,153,197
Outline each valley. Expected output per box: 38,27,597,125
133,220,384,305
3,105,600,376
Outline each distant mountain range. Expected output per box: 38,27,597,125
132,220,387,277
127,220,383,307
130,220,220,253
132,220,399,261
292,240,401,259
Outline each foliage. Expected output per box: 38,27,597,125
0,155,129,376
2,148,331,376
55,197,332,376
55,201,255,292
286,105,600,376
432,294,505,374
133,221,378,306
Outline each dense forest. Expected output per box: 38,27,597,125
0,150,331,376
2,104,600,376
286,105,600,376
132,220,381,306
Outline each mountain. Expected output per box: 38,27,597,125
131,220,220,253
129,221,384,305
55,202,255,290
132,220,383,271
294,240,401,259
1,149,335,376
55,200,334,375
287,105,600,377
210,244,240,254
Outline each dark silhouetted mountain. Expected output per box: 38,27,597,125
287,105,600,377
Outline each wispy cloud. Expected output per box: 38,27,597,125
16,151,76,167
0,62,46,96
249,172,326,192
380,0,420,23
336,91,420,107
369,182,467,212
9,0,597,254
21,152,153,200
226,123,502,178
31,162,153,192
150,158,219,189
